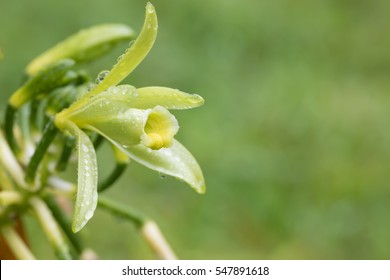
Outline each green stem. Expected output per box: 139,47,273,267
0,171,14,191
29,99,41,132
4,104,19,154
0,130,27,189
55,136,75,172
25,118,58,184
0,225,36,260
141,221,177,260
19,104,31,141
98,163,127,192
98,145,129,192
43,194,83,255
0,191,23,207
97,196,177,259
93,134,104,150
98,196,146,228
29,196,72,260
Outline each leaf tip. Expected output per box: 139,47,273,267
146,2,155,13
195,183,206,194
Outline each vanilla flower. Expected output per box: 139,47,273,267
54,3,205,232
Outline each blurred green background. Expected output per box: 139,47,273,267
1,0,390,259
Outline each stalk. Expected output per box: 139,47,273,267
0,225,36,260
98,196,177,259
29,196,72,259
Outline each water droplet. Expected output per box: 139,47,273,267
82,144,89,152
95,70,109,84
128,40,135,48
117,54,124,62
88,83,95,91
159,173,166,179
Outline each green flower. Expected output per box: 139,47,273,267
54,3,205,232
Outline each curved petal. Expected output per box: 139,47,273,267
102,132,205,193
137,87,205,109
26,24,135,76
59,85,204,121
60,121,98,233
86,3,158,97
125,140,205,193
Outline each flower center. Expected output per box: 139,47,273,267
142,106,179,150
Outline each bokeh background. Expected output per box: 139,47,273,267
1,0,390,259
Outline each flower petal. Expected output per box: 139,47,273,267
26,24,135,76
60,85,204,120
136,87,205,110
101,131,205,193
60,121,98,233
124,140,205,193
86,2,158,97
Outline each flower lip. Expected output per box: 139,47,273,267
141,106,179,150
69,104,180,150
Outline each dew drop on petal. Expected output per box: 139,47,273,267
95,70,109,84
117,54,124,62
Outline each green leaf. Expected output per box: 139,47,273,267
61,121,98,233
26,24,135,76
85,2,158,97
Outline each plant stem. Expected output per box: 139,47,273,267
92,134,104,150
55,135,75,172
43,194,83,254
98,196,177,259
0,130,27,189
0,225,36,260
25,118,58,184
4,104,19,154
141,221,177,260
98,163,127,192
0,165,15,191
29,196,72,259
47,176,76,196
0,190,23,206
98,145,129,192
98,196,146,227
